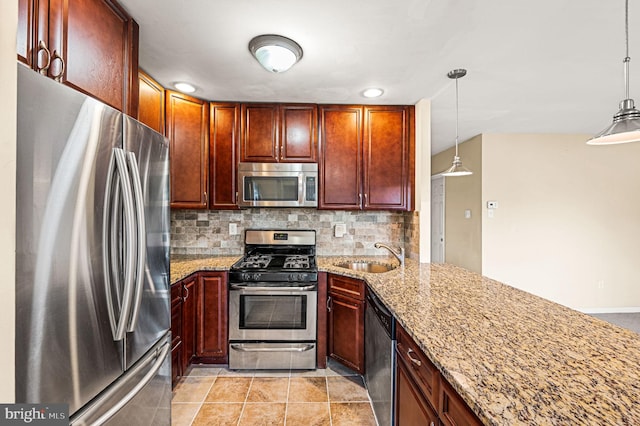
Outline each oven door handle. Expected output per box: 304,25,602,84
229,284,317,291
230,343,315,353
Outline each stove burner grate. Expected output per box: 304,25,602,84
283,255,311,269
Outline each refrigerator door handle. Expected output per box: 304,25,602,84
126,151,146,332
70,338,171,426
103,151,119,340
106,148,137,342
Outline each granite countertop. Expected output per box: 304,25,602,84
170,255,239,283
171,254,640,425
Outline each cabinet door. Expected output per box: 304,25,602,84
439,377,483,426
18,0,52,71
240,104,278,162
319,105,363,209
363,106,413,211
181,275,197,372
166,91,209,209
197,272,228,363
280,104,317,162
170,283,183,387
138,70,165,134
327,292,365,373
395,353,439,426
210,103,240,209
47,0,139,115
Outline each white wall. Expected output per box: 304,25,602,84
0,0,17,402
482,134,640,310
415,99,431,263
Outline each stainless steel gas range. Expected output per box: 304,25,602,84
228,229,318,369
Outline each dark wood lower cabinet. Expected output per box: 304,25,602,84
170,271,229,387
439,376,483,426
181,275,197,373
196,272,228,363
170,282,183,387
394,322,482,426
327,274,365,374
396,354,439,426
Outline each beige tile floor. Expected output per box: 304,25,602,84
171,361,378,426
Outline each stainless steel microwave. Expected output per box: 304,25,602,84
237,162,318,208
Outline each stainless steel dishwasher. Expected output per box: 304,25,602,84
365,288,396,426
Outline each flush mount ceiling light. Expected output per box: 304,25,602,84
174,82,196,94
362,88,384,98
249,34,303,73
441,69,473,177
588,0,640,145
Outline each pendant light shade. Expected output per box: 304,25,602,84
249,34,303,73
588,0,640,145
442,69,472,177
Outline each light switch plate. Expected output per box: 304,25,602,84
334,223,346,238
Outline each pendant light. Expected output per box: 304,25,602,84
587,0,640,145
442,69,473,176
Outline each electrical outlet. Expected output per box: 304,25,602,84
334,223,346,238
229,223,238,235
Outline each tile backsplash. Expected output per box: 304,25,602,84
171,208,414,257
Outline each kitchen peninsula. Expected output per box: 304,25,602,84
171,256,640,425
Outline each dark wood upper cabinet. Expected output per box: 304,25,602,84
280,104,317,162
209,103,240,209
241,103,317,163
319,105,363,209
363,106,413,210
138,70,165,134
319,104,414,211
18,0,139,116
166,91,209,209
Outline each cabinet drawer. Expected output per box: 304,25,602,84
439,376,483,426
395,323,439,410
328,274,365,300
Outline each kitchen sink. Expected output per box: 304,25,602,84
335,262,395,273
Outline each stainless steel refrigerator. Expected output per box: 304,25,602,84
15,64,171,425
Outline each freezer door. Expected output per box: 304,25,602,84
123,115,171,369
71,333,172,426
16,65,124,414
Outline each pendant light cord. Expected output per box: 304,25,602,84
625,0,631,100
455,76,460,157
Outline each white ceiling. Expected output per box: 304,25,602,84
118,0,640,154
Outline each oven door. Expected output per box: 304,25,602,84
229,284,317,341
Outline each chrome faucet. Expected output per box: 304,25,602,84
374,242,405,267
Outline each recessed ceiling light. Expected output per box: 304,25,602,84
362,88,384,98
174,82,196,94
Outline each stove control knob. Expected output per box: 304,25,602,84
252,273,262,281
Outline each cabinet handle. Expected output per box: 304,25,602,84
204,191,208,205
430,422,435,426
407,348,422,367
358,193,362,205
364,193,368,205
182,283,189,302
327,296,332,312
50,50,65,82
36,40,51,74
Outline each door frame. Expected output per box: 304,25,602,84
430,174,445,263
